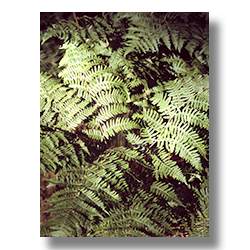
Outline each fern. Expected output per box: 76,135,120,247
150,150,187,184
150,181,185,208
123,26,160,55
41,12,209,237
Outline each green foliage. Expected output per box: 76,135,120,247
40,12,209,237
188,169,209,237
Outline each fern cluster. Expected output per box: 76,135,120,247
40,12,209,237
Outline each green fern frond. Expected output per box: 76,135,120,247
96,104,130,124
94,88,127,106
123,26,159,55
81,128,104,141
108,47,123,65
40,131,68,173
174,106,209,130
91,205,164,237
102,117,140,139
190,171,209,237
160,120,205,169
151,150,187,184
142,108,164,133
126,132,145,145
41,12,209,237
106,146,143,162
41,20,84,45
150,181,185,208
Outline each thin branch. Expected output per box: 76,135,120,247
73,12,79,25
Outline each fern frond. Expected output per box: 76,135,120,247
106,146,143,162
190,171,209,237
142,107,164,133
91,205,164,237
102,117,140,139
65,105,98,130
41,184,107,236
95,88,127,106
81,128,104,141
126,132,145,145
41,12,209,237
96,104,130,124
41,20,84,45
150,181,184,208
40,131,70,173
160,120,206,169
174,106,209,130
151,150,187,184
163,78,195,107
123,26,159,55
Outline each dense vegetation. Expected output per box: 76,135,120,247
40,12,209,237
